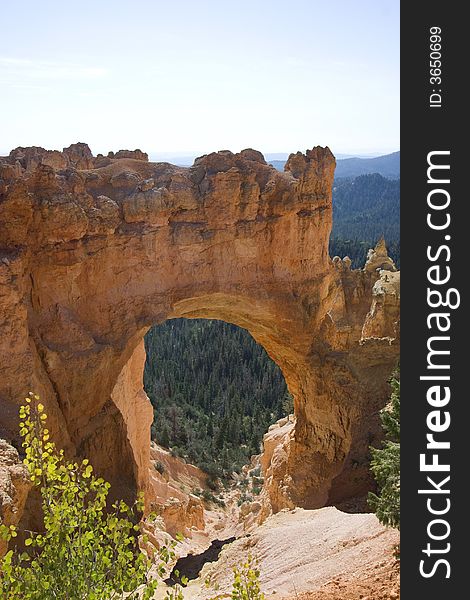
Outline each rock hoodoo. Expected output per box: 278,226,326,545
0,144,399,527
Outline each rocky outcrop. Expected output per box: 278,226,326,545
362,270,400,340
108,149,149,162
8,146,68,172
148,444,206,538
8,142,95,173
364,238,396,273
0,441,31,555
258,416,296,520
152,496,205,539
62,143,95,170
0,143,399,527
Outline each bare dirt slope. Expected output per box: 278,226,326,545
183,506,399,600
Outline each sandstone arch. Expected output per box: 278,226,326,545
0,144,399,518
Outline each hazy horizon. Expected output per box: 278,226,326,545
1,0,399,155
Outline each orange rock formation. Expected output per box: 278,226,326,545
0,144,399,529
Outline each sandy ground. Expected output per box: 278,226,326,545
147,447,400,599
177,506,399,600
291,559,400,600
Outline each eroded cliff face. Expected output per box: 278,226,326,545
146,444,206,542
0,143,399,525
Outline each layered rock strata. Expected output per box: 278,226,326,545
0,144,399,525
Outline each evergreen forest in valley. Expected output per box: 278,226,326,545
144,320,292,480
329,173,400,268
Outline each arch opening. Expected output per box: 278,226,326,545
105,288,365,515
143,317,293,482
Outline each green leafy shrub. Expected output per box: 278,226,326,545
166,568,187,600
231,554,264,600
200,489,225,507
0,393,171,599
205,474,219,492
368,370,400,530
237,493,253,507
281,392,294,415
154,460,166,475
201,489,217,503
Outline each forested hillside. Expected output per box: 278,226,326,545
329,173,400,268
332,174,399,241
144,319,290,480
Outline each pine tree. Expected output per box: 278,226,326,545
159,424,170,448
368,369,400,529
215,416,228,450
206,417,214,438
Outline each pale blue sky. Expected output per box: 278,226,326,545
0,0,399,158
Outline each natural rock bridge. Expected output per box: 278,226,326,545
0,143,399,527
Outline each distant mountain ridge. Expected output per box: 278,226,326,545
269,151,400,180
334,151,400,179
